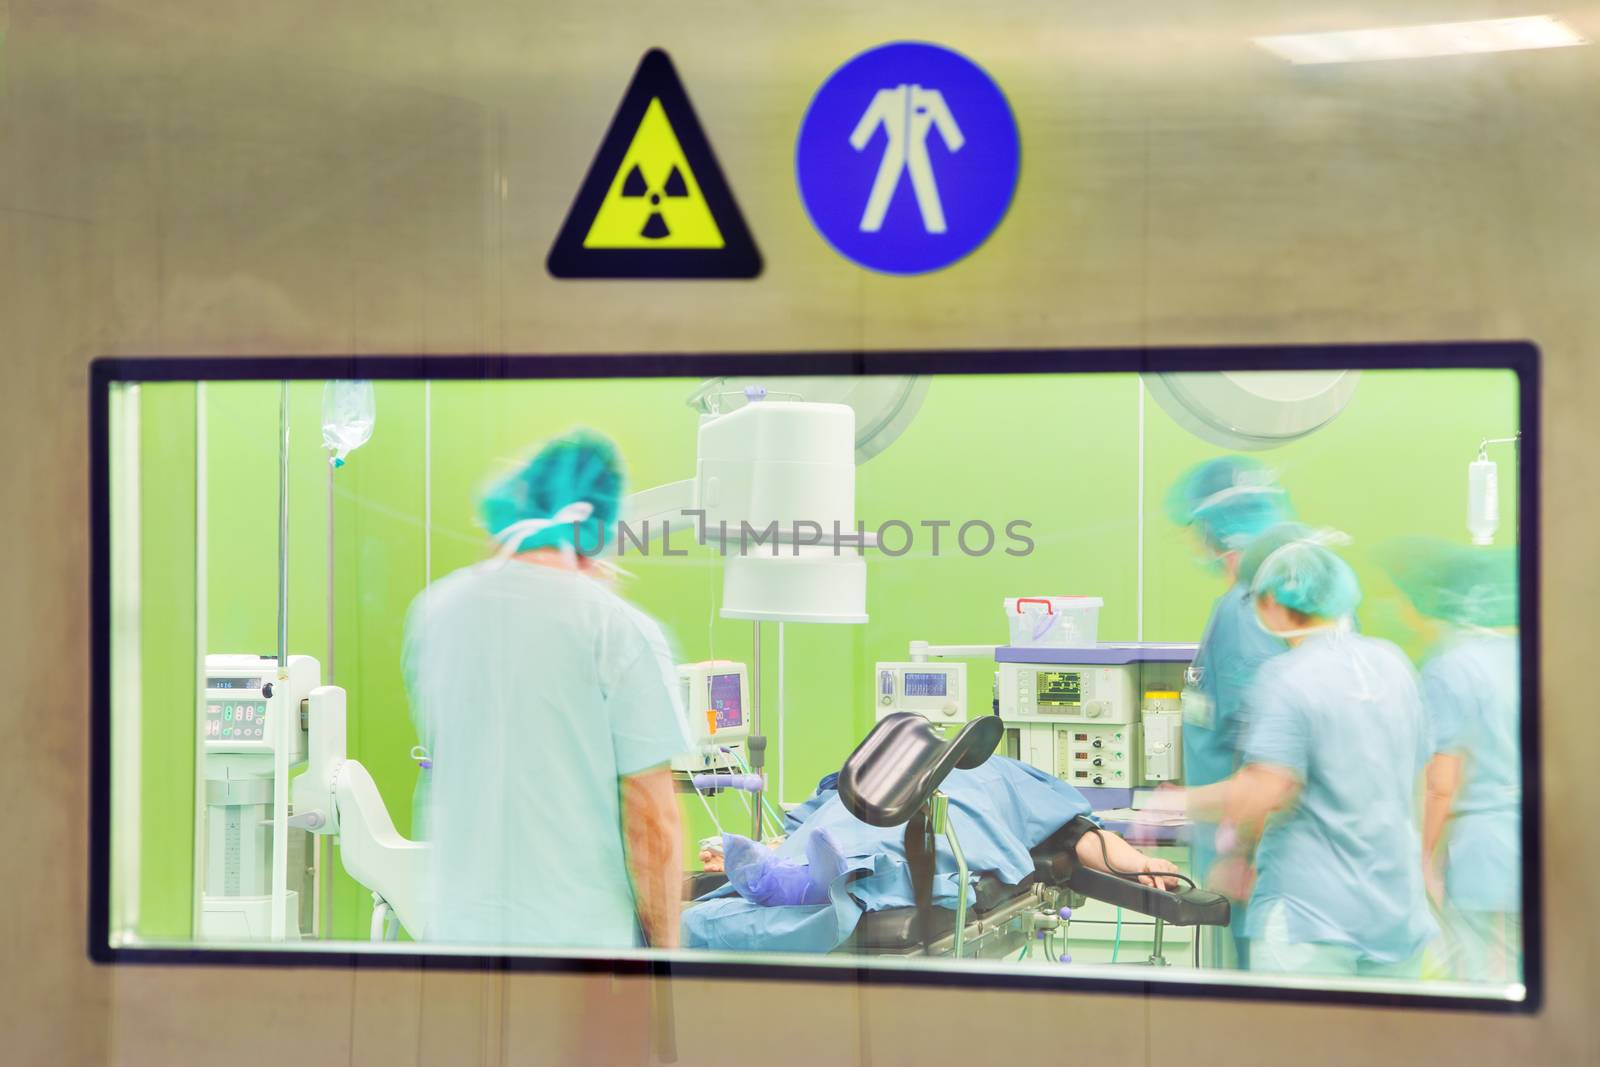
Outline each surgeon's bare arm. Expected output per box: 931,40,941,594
621,765,683,949
1180,779,1229,820
1422,753,1462,905
1222,764,1300,841
1183,764,1299,836
1074,828,1182,890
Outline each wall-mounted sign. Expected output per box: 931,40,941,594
548,50,762,279
795,42,1021,276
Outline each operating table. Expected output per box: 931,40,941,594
684,713,1229,965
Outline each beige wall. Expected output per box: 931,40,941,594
4,1,1597,1062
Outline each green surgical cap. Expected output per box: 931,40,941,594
1377,537,1518,628
1166,456,1292,552
477,429,624,555
1237,522,1317,588
1251,540,1362,619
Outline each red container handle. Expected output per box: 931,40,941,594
1014,597,1055,614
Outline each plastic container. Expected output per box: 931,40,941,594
1004,596,1103,648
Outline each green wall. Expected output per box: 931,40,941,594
121,367,1519,943
135,384,197,941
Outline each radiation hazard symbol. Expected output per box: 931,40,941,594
547,50,761,279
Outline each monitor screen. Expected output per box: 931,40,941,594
206,676,262,691
902,671,948,698
709,672,742,729
1037,671,1082,707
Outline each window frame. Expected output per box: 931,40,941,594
86,342,1542,1014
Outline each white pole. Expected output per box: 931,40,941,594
771,620,777,806
110,385,143,936
191,384,208,939
1136,378,1146,644
749,622,762,839
270,381,290,941
424,380,433,584
316,450,333,939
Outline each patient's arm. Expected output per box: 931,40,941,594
1074,827,1181,891
621,765,683,949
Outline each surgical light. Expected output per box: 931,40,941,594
1254,15,1587,65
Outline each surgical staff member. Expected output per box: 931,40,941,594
1181,538,1438,978
1380,538,1521,982
1164,456,1293,967
403,429,692,949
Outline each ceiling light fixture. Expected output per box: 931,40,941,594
1254,15,1587,65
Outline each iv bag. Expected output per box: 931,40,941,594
1467,457,1499,546
322,380,376,467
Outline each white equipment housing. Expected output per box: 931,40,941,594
874,662,967,723
624,399,868,624
199,655,317,940
996,655,1190,788
672,660,752,774
1143,709,1183,782
1005,720,1139,789
998,661,1139,723
201,655,428,943
292,684,429,940
999,661,1140,786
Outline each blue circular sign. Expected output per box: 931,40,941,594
796,42,1021,276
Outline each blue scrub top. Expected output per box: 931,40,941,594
1241,630,1439,963
1423,632,1521,914
403,561,692,949
1184,585,1286,789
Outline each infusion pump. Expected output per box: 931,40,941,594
204,655,316,755
200,654,319,940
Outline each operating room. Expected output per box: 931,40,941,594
100,361,1525,997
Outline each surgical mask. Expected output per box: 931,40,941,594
584,555,634,587
484,502,594,570
1252,605,1349,642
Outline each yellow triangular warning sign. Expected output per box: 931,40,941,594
584,99,724,249
548,50,761,278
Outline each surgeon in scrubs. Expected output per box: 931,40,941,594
1181,539,1438,978
1380,538,1521,982
403,429,692,949
1164,456,1293,967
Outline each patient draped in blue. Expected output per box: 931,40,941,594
682,755,1095,953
